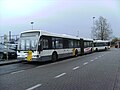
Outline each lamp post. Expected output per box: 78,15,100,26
31,21,34,30
92,17,95,39
4,34,8,60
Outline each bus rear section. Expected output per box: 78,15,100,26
82,38,93,54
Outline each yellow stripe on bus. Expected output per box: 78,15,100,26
72,48,76,56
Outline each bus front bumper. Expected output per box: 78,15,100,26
17,55,51,62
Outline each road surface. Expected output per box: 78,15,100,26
0,48,120,90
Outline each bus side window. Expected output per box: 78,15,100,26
55,38,63,49
52,38,55,49
63,39,68,48
52,37,63,49
84,42,87,48
38,39,43,51
68,40,73,48
42,39,49,49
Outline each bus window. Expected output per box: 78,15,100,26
20,40,25,50
63,39,69,48
84,42,87,48
52,38,63,49
55,38,63,49
42,39,49,49
69,40,73,48
74,40,79,48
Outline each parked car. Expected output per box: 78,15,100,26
0,44,17,59
5,43,17,51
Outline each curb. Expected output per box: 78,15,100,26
0,60,22,66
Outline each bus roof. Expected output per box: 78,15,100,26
82,38,93,41
20,30,80,40
93,40,110,43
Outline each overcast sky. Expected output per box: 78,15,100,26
0,0,120,38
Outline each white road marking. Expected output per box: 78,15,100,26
99,56,101,57
35,66,43,68
35,62,57,69
83,62,88,65
73,66,79,70
11,70,25,74
90,60,94,62
102,54,106,56
26,84,42,90
95,57,98,60
54,73,66,78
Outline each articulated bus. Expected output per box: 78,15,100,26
17,30,111,62
93,40,110,51
17,30,94,62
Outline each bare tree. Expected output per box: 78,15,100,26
92,16,112,40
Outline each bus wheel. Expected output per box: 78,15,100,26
52,52,58,62
90,48,93,53
0,53,4,60
96,48,98,52
75,50,78,56
105,47,107,50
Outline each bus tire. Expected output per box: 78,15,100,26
75,49,78,56
90,48,93,53
96,48,98,52
52,52,58,62
105,47,107,50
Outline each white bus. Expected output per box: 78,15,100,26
17,30,82,62
93,40,110,51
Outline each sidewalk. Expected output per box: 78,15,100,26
0,59,21,66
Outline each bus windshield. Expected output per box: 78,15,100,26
18,32,40,51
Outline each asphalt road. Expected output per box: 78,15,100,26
0,48,120,90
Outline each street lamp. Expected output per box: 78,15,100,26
91,17,95,39
31,21,34,30
93,17,95,25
